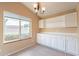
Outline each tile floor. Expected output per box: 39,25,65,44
11,44,73,56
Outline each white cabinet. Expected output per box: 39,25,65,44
39,20,45,28
57,36,65,51
37,34,44,45
37,34,46,45
51,35,65,51
37,33,78,55
51,36,57,49
37,34,51,47
37,33,66,52
39,12,77,28
45,35,51,47
45,16,65,28
66,35,77,55
76,39,79,55
65,12,77,27
41,34,50,46
37,34,42,44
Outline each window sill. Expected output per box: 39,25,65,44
3,37,32,44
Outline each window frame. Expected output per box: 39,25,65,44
3,16,32,43
20,20,32,40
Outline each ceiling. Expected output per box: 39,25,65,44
22,2,79,19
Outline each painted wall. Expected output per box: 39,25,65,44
40,27,77,33
0,2,39,55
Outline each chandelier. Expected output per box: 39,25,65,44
33,2,45,14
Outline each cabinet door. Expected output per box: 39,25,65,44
39,34,47,45
51,35,65,52
57,35,65,51
53,35,65,50
37,34,42,44
66,35,77,55
46,35,53,47
65,12,77,27
37,34,51,47
41,34,48,46
45,16,65,28
51,35,58,49
50,36,55,48
39,20,45,28
37,34,45,45
76,38,79,55
42,34,51,47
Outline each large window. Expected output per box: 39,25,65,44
21,20,30,39
3,12,32,43
4,17,19,42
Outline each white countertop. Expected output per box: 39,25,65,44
38,32,77,36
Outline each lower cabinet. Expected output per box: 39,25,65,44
66,35,77,55
37,34,51,47
51,36,57,49
45,34,51,47
51,35,65,51
37,33,78,56
56,36,65,51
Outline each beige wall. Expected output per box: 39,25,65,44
0,2,39,55
40,27,77,33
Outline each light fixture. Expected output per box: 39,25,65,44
33,2,45,14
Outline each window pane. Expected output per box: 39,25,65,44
21,20,30,39
4,17,19,41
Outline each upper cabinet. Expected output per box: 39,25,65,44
45,15,65,28
39,20,45,28
65,12,77,27
39,12,77,28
